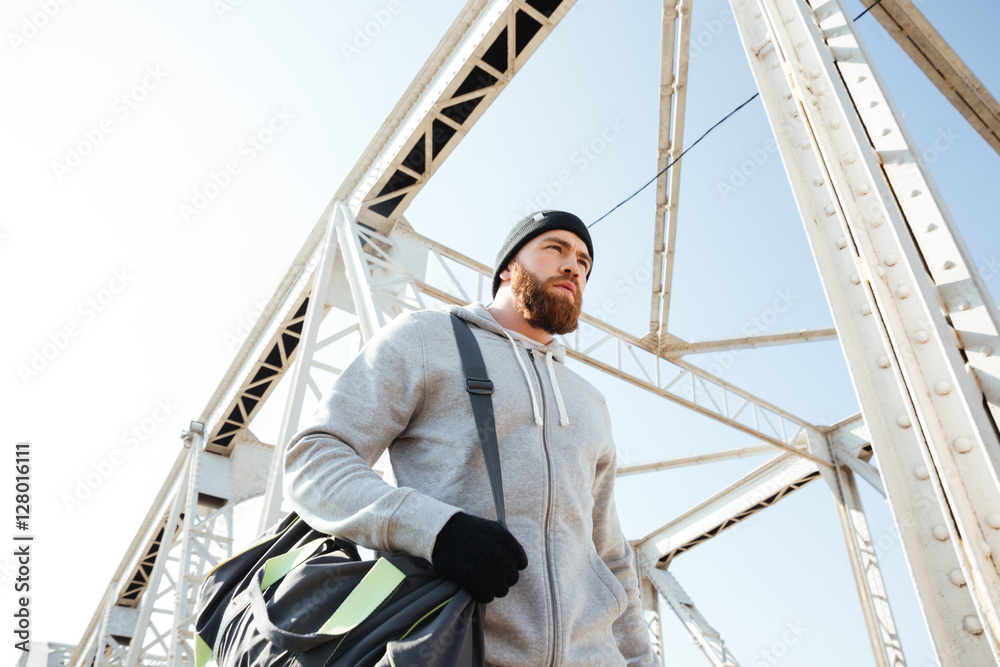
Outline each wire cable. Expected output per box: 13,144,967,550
588,0,890,229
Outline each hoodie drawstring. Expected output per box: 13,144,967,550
499,330,570,427
545,350,570,427
502,330,543,426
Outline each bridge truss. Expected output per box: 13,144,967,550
34,0,1000,665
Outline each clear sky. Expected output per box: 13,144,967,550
3,0,998,665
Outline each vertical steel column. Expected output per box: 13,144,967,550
831,464,907,666
258,213,342,532
728,0,1000,662
641,576,666,665
168,434,204,667
124,455,190,667
336,200,384,343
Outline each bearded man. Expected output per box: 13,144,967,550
283,210,656,666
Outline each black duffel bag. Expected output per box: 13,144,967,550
194,315,504,667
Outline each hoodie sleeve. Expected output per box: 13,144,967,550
283,312,462,562
593,402,657,666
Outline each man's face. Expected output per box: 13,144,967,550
503,230,590,335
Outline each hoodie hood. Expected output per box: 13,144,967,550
447,302,568,364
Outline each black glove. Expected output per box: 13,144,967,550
431,512,528,603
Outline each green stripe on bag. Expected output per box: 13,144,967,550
195,632,216,667
260,537,329,590
317,557,406,635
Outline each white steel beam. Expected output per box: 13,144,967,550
832,465,907,666
649,0,693,343
867,0,1000,155
728,0,999,661
639,558,740,667
617,445,775,476
659,327,838,356
636,451,823,567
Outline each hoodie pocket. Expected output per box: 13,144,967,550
586,549,628,617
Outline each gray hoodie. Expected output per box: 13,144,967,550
283,302,656,666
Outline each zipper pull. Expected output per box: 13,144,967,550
527,348,534,361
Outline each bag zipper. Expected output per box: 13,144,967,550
527,348,558,667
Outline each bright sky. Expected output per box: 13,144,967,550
3,0,999,665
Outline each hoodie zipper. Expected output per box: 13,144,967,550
527,348,558,667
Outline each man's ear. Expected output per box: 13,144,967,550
499,267,511,281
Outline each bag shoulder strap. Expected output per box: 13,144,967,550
449,313,506,527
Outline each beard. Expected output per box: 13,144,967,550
509,259,583,335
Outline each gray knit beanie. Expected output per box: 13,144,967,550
492,210,594,297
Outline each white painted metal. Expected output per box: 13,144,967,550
832,465,906,666
727,0,998,661
617,445,775,475
258,212,342,532
649,0,692,344
640,557,740,667
658,327,838,355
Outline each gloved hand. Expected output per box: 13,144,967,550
431,512,528,603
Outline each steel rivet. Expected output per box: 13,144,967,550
954,437,973,453
963,615,984,635
835,236,847,249
858,185,870,195
896,415,911,428
824,204,837,216
914,330,929,344
814,177,825,186
845,152,857,163
987,513,1000,529
869,100,878,108
803,141,813,150
948,569,966,587
857,75,867,83
884,254,898,266
893,157,903,166
870,216,884,228
823,10,832,18
829,119,840,130
932,525,949,541
849,272,861,285
842,53,852,61
942,260,955,270
925,223,936,232
860,303,872,316
881,128,891,136
911,189,921,197
979,345,993,357
875,265,885,278
956,300,970,311
913,465,929,480
877,354,890,369
895,285,911,299
934,380,953,396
